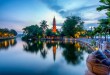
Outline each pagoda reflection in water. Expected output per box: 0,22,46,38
23,40,92,63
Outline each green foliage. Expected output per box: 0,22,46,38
0,28,17,37
46,29,60,37
46,29,53,36
62,16,84,38
85,30,93,38
22,25,43,40
40,20,48,32
10,29,17,36
97,0,110,11
60,31,65,37
95,0,110,41
106,11,110,17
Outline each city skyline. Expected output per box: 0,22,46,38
0,0,106,33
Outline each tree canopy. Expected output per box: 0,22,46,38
0,28,17,37
40,20,48,33
93,0,110,40
22,25,43,40
62,16,84,38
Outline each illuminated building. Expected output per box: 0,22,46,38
52,17,57,33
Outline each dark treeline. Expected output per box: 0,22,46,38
0,28,17,38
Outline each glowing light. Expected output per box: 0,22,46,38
95,47,99,50
11,39,14,45
4,41,8,47
75,42,81,51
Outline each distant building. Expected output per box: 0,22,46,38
52,17,57,33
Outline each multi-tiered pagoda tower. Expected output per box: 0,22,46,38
52,17,57,33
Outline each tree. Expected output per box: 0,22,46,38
99,19,110,40
10,29,17,36
40,20,48,38
85,30,93,38
97,0,110,41
97,0,110,12
22,25,43,40
62,16,84,38
0,28,17,38
46,29,53,36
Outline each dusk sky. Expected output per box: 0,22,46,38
0,0,107,33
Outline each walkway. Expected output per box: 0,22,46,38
77,38,96,51
77,38,93,45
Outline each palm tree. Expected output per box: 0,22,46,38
97,0,110,12
97,0,110,41
40,20,48,38
98,19,110,41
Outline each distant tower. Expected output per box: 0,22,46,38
52,16,57,33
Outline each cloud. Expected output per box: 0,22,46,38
58,5,99,17
0,0,107,32
41,0,63,12
84,20,99,24
41,0,99,17
41,0,103,29
56,23,63,26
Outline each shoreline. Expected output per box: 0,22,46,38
76,39,96,51
0,36,16,40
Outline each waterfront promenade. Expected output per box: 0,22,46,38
77,37,110,51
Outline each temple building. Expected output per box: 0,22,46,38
52,17,57,33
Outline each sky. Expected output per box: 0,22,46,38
0,0,107,33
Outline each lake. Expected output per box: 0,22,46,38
0,38,93,75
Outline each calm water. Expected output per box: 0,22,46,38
0,38,93,75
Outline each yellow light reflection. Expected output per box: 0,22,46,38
10,39,15,45
75,42,81,51
4,41,8,47
95,47,99,50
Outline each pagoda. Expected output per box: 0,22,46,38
52,17,57,33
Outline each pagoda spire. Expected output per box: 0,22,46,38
52,16,56,33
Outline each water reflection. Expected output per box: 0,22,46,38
23,40,92,65
23,41,43,54
0,39,17,50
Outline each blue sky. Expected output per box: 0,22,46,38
0,0,107,33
